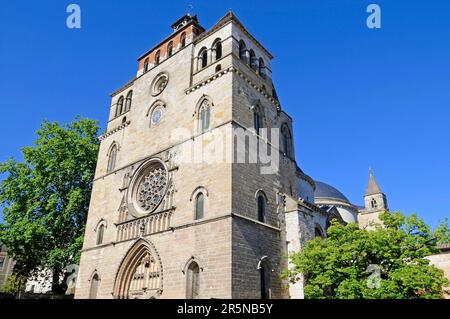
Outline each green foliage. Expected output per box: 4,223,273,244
0,117,99,291
0,273,27,295
287,211,450,299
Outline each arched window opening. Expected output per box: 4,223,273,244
239,40,247,63
254,107,264,134
214,40,222,60
122,117,127,125
250,50,257,70
107,145,118,173
199,48,208,69
143,58,149,73
116,96,124,117
125,91,133,112
282,125,292,158
167,42,173,57
186,262,200,299
371,198,378,209
257,194,266,222
195,193,204,220
315,225,324,238
97,224,105,245
259,262,270,299
180,32,186,48
259,58,266,79
89,274,100,299
215,64,222,73
155,50,161,65
199,100,211,132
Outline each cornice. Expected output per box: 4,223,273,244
99,120,131,141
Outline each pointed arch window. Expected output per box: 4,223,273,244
107,145,118,173
89,274,100,299
195,193,204,220
186,261,200,299
259,58,266,79
213,39,222,60
116,96,124,117
97,224,105,245
256,192,267,222
143,58,149,73
199,100,211,132
125,91,133,112
180,32,186,48
167,42,173,57
281,125,293,158
254,106,264,134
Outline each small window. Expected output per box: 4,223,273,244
371,198,378,209
167,42,173,57
125,91,133,112
250,50,257,70
97,224,105,245
239,40,247,62
116,96,124,117
199,100,211,132
180,32,186,48
143,58,149,73
215,64,222,73
254,107,264,134
107,145,118,173
155,50,161,65
257,194,266,222
89,274,100,299
259,58,266,79
214,40,222,60
0,257,5,270
195,193,204,220
199,48,208,69
282,125,293,158
186,262,200,299
151,107,163,126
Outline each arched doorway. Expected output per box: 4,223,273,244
113,238,163,299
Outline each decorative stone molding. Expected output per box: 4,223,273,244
185,65,281,112
99,121,131,141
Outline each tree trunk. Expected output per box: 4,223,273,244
52,268,62,294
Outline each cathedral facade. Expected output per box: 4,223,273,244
74,12,389,299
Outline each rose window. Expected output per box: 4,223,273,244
137,166,168,212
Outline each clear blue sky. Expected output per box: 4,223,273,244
0,1,449,227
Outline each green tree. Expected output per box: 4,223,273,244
287,211,450,299
0,118,99,293
0,273,27,296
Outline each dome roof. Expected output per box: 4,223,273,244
314,181,349,203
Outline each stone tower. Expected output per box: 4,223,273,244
358,169,388,229
75,12,299,299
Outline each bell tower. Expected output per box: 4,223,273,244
359,169,388,228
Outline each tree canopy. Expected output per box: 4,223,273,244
0,118,99,293
287,211,450,299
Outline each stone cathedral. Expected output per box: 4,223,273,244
75,12,389,299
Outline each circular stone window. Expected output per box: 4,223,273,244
128,160,168,217
151,107,163,126
151,73,169,96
